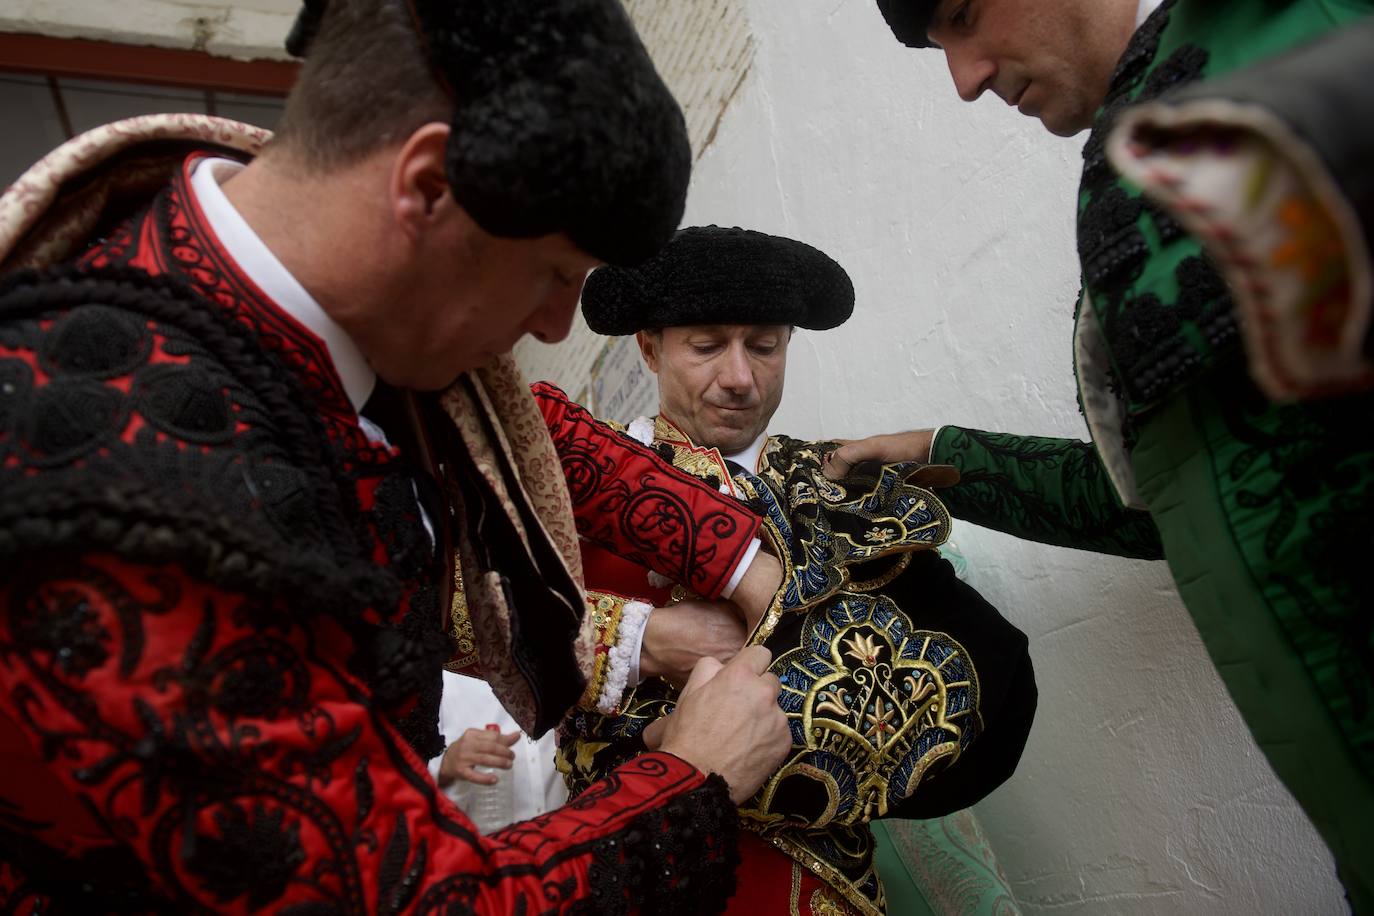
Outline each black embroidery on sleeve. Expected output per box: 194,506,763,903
574,774,740,916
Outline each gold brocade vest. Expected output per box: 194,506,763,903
559,419,1038,915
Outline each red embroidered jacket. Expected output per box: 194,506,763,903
0,154,747,914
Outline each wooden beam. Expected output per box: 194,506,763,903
46,75,74,139
0,31,297,96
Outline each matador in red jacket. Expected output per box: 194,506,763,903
550,227,1037,915
0,0,793,912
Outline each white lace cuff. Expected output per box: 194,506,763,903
596,600,654,714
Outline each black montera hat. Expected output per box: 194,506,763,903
287,0,690,267
876,0,939,49
580,225,855,335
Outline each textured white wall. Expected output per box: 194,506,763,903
0,0,299,59
667,2,1346,913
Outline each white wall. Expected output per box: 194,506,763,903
663,2,1346,913
0,0,298,59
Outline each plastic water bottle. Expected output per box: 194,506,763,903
941,541,971,582
464,723,513,834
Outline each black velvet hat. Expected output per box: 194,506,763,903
580,225,856,335
876,0,939,49
287,0,691,267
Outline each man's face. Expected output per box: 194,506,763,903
638,324,791,454
370,211,598,390
925,0,1136,137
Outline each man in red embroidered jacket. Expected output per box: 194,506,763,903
0,0,792,912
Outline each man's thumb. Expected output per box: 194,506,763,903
681,655,724,697
642,716,667,750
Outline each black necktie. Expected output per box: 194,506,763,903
360,379,407,441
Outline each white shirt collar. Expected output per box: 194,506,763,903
723,431,768,475
188,157,376,413
1136,0,1165,28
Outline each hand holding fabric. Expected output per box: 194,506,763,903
822,430,937,481
648,645,791,804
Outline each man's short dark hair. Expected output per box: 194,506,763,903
273,0,691,265
271,0,451,170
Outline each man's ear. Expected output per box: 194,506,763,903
389,122,454,242
636,330,661,374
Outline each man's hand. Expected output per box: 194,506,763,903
822,429,937,481
729,548,783,632
640,599,748,688
437,727,520,787
647,646,791,804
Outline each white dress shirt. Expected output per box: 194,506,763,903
723,431,768,477
427,671,567,827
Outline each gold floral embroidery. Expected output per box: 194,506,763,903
445,562,478,671
747,594,983,829
809,886,854,916
652,416,737,494
863,526,897,545
559,428,969,916
862,696,897,746
843,632,883,668
816,686,852,718
577,591,626,710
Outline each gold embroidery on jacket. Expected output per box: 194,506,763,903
445,563,478,671
558,426,976,915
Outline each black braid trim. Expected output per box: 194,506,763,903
573,774,740,916
1078,185,1146,299
0,475,394,621
0,266,396,623
1081,0,1176,190
1078,5,1223,411
0,815,173,916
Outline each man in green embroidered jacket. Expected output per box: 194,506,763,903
848,0,1374,907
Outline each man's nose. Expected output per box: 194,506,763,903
717,343,754,392
525,277,584,344
944,46,996,103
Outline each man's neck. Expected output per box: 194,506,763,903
192,156,376,411
219,153,379,340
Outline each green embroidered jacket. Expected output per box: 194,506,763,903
932,0,1373,558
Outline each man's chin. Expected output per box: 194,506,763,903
705,426,759,455
374,362,465,393
1042,116,1090,138
1033,101,1093,137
